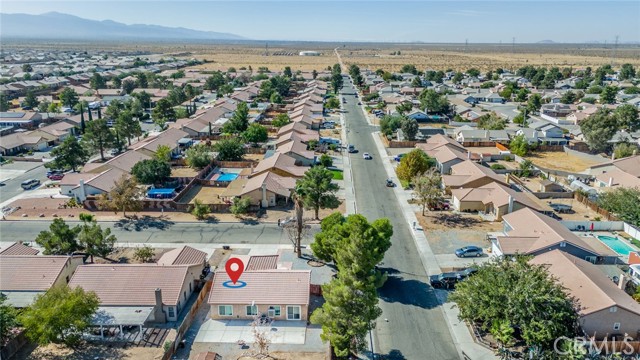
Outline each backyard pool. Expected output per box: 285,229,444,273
216,173,238,182
596,235,635,256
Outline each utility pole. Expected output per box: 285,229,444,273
512,37,516,55
465,39,468,53
610,35,619,67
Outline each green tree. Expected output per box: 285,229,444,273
223,101,249,133
101,175,145,217
283,66,293,78
449,257,577,348
466,68,480,77
22,63,33,72
191,199,210,220
411,76,423,87
35,218,81,255
598,187,640,226
396,101,413,115
477,112,506,130
0,295,18,341
527,93,542,114
600,85,618,104
214,138,245,161
48,102,61,114
77,213,117,262
379,115,403,136
413,169,444,215
296,167,340,220
114,110,142,146
619,63,636,81
318,154,333,167
151,98,176,129
205,72,225,90
185,144,212,169
131,159,171,185
48,135,90,172
311,69,318,79
580,108,617,152
112,76,122,89
331,73,343,94
509,134,532,156
518,159,534,178
560,90,577,104
0,93,10,111
396,149,433,182
242,123,268,145
325,97,340,109
230,197,252,216
452,71,464,84
613,142,638,159
59,87,79,108
515,88,530,102
90,73,106,90
83,118,114,161
134,245,155,262
122,79,136,94
24,90,40,108
272,113,290,127
38,100,51,114
20,286,100,347
614,103,640,132
269,92,283,104
400,117,419,141
136,72,149,88
419,89,450,114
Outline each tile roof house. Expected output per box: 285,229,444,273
221,171,297,208
0,132,49,155
132,128,189,156
0,242,40,256
441,160,509,192
208,269,311,321
492,208,618,263
276,139,315,166
422,144,468,174
69,264,197,323
594,168,640,190
252,152,309,178
60,168,127,201
530,250,640,339
451,181,545,221
589,155,640,178
0,255,84,307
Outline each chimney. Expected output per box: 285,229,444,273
618,274,626,290
154,288,166,323
507,195,514,214
467,151,470,159
261,183,268,208
78,179,87,202
609,177,614,187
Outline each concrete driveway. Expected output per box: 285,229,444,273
193,319,306,345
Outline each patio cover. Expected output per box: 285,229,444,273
91,306,154,326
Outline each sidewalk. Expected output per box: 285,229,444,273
370,131,497,360
339,96,356,215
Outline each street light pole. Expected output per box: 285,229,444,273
369,325,375,360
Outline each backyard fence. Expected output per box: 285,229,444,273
574,193,619,221
0,331,28,360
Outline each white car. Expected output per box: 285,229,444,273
363,153,372,160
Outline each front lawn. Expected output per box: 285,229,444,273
331,170,344,180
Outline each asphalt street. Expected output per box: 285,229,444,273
0,220,319,246
341,79,459,360
0,163,48,204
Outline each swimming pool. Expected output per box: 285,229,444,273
216,173,238,182
596,235,635,256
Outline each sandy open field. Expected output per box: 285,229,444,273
6,40,639,73
525,151,605,173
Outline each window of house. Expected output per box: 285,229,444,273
610,306,618,313
168,307,175,318
268,306,281,317
559,242,566,248
246,305,258,316
286,306,301,320
613,323,621,330
219,305,233,316
184,291,187,301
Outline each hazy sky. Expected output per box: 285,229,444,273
1,1,639,43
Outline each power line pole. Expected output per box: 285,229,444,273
465,39,468,52
512,37,515,55
610,35,619,67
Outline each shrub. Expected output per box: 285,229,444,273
191,199,210,220
230,197,251,216
490,164,506,170
318,154,333,167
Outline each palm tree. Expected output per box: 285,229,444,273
290,186,305,258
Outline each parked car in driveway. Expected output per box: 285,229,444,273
429,202,450,211
48,173,64,181
363,153,372,160
455,246,484,258
430,267,478,289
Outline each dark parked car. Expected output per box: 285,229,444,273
430,268,478,289
429,272,460,289
386,179,395,187
455,246,484,258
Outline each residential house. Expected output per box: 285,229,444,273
60,168,127,201
455,129,510,144
530,250,640,339
0,111,42,129
221,171,297,207
0,254,84,307
69,264,196,323
588,155,640,177
451,181,545,220
593,169,640,190
441,160,509,192
0,132,49,155
540,103,576,125
491,208,618,263
276,139,315,166
157,246,209,288
0,242,39,256
208,267,311,321
251,153,309,178
131,128,189,157
422,144,468,174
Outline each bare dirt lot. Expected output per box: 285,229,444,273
93,247,173,264
13,342,164,360
525,151,606,173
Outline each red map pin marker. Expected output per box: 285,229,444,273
225,258,244,284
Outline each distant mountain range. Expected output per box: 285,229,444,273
0,12,245,41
